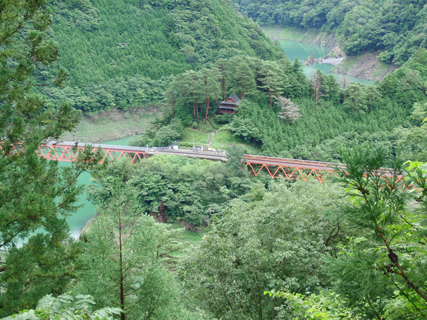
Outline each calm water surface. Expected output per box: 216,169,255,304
279,40,373,85
65,136,134,237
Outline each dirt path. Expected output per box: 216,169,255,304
206,120,217,148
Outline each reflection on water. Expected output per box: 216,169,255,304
279,40,373,85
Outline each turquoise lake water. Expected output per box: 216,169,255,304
279,40,373,85
64,136,137,237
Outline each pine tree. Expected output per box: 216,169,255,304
325,148,427,319
0,1,103,315
229,59,257,99
343,83,368,114
214,58,229,100
200,68,221,123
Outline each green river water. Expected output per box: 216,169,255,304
66,42,372,237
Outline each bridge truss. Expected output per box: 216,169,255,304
244,155,336,183
1,142,146,164
37,143,146,163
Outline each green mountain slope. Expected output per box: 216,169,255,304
232,0,427,66
43,0,283,112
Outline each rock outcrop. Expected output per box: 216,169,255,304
330,52,396,81
303,54,344,66
325,45,346,58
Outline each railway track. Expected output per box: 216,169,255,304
2,141,402,182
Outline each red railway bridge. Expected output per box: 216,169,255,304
244,155,337,183
1,142,399,183
38,142,146,163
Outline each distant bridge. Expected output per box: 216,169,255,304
39,142,338,182
1,142,398,183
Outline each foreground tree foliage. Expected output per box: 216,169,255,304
324,148,427,319
4,294,120,320
75,180,192,320
0,0,103,316
265,290,360,320
179,181,347,319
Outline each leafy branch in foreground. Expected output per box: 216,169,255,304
324,147,427,319
265,290,360,320
3,294,121,320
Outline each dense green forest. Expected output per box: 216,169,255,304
132,47,427,162
232,0,427,66
39,0,283,112
4,0,427,319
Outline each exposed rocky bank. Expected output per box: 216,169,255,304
263,26,396,81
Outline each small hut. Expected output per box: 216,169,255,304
219,94,239,114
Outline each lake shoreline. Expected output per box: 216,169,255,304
263,25,394,82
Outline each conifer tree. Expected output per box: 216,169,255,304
214,58,230,100
164,78,179,116
310,69,326,106
181,71,204,124
326,148,427,319
229,59,257,99
343,83,368,114
200,68,221,123
0,1,103,315
260,61,284,107
76,179,188,320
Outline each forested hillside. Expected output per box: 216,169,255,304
41,0,283,112
5,1,427,319
232,0,427,66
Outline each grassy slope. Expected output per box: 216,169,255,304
61,108,159,143
178,120,256,152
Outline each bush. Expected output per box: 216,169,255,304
129,135,152,147
177,142,194,148
214,114,234,124
150,118,184,146
153,126,180,146
192,121,198,129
